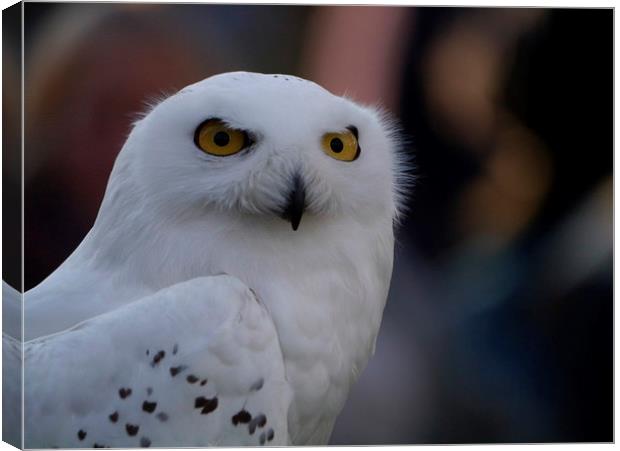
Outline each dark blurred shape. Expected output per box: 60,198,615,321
3,3,22,291
301,6,413,111
505,9,613,227
389,7,612,443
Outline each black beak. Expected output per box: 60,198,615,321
280,174,306,231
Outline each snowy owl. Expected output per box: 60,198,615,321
3,72,408,448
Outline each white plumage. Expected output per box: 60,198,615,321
4,72,408,447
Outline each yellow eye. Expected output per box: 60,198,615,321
321,129,360,162
194,119,249,156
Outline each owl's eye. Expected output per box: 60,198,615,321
321,128,360,162
194,119,249,156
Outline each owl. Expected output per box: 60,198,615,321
3,72,409,447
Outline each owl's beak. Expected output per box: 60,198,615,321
280,174,306,231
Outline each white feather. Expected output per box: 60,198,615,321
14,71,409,445
21,276,290,448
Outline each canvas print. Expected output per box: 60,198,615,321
2,3,613,448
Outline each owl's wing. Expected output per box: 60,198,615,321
3,332,22,448
3,282,23,447
19,275,292,448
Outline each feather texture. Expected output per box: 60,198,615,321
13,72,408,446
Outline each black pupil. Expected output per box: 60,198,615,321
213,131,230,147
330,138,344,153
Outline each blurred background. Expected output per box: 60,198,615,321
4,3,612,444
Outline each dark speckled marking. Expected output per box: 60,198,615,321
147,387,153,396
140,437,151,448
195,396,219,413
93,443,105,448
109,411,119,423
169,365,187,377
119,388,132,399
146,350,150,356
142,400,157,413
267,428,274,441
200,379,207,386
126,423,140,436
195,396,208,408
258,414,268,427
156,412,169,422
201,397,218,414
250,378,264,391
186,374,199,384
172,344,179,355
248,414,266,434
78,430,87,441
232,409,252,425
151,350,165,366
259,432,266,445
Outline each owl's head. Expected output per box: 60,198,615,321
108,72,408,233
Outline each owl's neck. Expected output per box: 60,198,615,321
25,174,394,444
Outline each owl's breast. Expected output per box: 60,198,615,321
238,222,394,445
